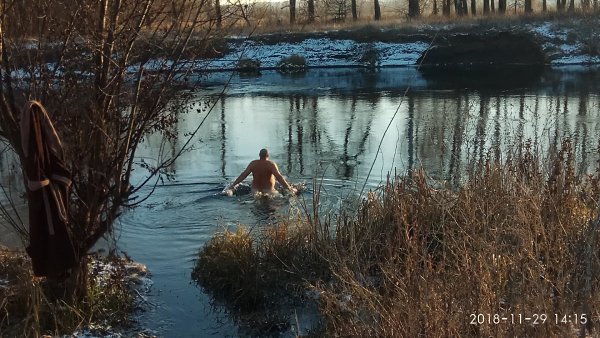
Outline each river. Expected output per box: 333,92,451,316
1,66,600,337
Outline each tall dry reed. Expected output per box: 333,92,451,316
195,140,600,337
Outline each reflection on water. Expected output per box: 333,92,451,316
2,67,600,336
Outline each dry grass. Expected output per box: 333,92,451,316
0,252,136,337
196,140,600,336
227,7,599,37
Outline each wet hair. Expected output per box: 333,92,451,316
259,148,269,159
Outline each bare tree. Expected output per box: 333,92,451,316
308,0,316,22
471,0,476,15
323,0,348,21
409,0,420,17
525,0,533,12
352,0,358,19
499,0,507,13
484,0,490,13
290,0,297,23
443,0,451,15
215,0,223,27
454,0,468,15
374,0,381,20
0,0,224,299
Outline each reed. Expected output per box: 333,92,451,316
196,139,600,336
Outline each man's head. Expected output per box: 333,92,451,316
259,148,269,159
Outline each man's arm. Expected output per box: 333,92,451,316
228,163,252,189
272,163,295,193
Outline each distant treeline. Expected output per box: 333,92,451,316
4,0,599,39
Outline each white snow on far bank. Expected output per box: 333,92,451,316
527,21,596,65
559,43,582,54
531,22,559,40
553,54,600,65
202,38,430,70
375,42,430,66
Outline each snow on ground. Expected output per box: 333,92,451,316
528,21,598,65
6,21,600,77
375,42,430,66
200,38,430,70
0,278,8,289
198,22,598,70
553,54,600,65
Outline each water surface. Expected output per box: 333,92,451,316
2,66,600,337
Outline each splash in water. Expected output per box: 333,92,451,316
221,182,307,198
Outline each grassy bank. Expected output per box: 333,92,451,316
194,140,600,336
0,251,142,337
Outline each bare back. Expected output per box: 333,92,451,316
248,159,278,192
228,155,293,195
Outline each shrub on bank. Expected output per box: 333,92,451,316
277,54,308,73
359,43,380,69
195,140,600,337
236,58,261,73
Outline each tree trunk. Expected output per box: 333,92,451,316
471,0,477,15
215,0,222,28
525,0,533,12
542,0,547,11
568,0,575,11
66,255,89,302
409,0,420,17
491,0,495,11
461,0,469,14
443,0,451,15
433,0,439,14
290,0,296,24
374,0,381,20
499,0,506,13
352,0,358,19
484,0,490,13
307,0,315,23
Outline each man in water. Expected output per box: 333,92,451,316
226,148,296,195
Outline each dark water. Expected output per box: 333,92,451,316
2,66,600,337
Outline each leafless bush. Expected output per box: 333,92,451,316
0,0,226,300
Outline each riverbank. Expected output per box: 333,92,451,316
195,141,600,336
0,249,153,337
9,15,599,81
195,15,600,72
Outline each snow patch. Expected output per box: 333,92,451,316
203,38,431,70
0,278,8,289
375,42,430,66
531,22,555,40
559,43,583,54
552,54,600,65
